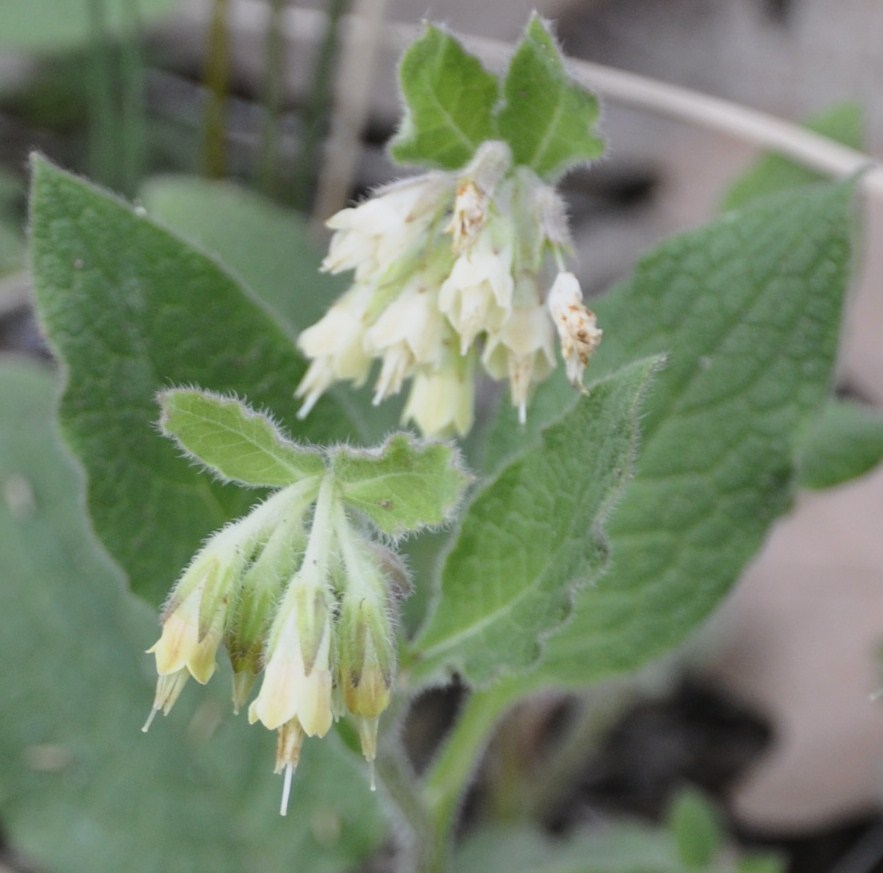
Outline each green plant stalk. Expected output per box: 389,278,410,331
257,0,288,196
421,683,520,872
86,0,117,188
119,0,146,197
521,683,637,822
376,743,437,873
292,0,352,211
203,0,231,178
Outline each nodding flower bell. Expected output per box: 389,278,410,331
295,140,602,437
143,474,403,815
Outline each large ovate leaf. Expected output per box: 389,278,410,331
389,25,500,170
795,399,883,490
0,0,176,52
331,434,470,537
508,181,854,687
159,388,325,488
140,175,342,336
140,174,400,445
496,15,604,181
410,358,659,685
0,360,385,873
28,156,360,606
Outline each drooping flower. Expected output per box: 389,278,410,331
547,271,603,387
144,473,405,814
295,140,602,435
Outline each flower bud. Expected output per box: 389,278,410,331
338,594,394,722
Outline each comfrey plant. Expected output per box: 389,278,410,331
140,14,610,811
20,10,868,873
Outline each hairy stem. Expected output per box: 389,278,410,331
421,683,520,871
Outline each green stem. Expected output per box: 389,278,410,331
522,683,636,822
202,0,230,178
292,0,351,211
257,0,288,196
119,0,145,197
375,742,437,873
86,0,116,188
421,683,521,872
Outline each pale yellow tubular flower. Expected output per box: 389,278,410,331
186,608,225,684
402,350,475,438
248,591,334,735
546,271,603,387
438,228,515,353
364,277,447,404
295,283,374,417
146,579,205,677
482,302,557,425
250,477,337,738
322,173,452,282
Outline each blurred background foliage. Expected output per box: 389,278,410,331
2,2,883,873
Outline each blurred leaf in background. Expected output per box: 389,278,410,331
454,788,781,873
0,0,177,52
0,359,386,873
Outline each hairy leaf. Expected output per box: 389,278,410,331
29,156,358,606
389,25,499,170
331,434,470,537
410,358,659,684
159,388,325,488
0,361,385,873
496,15,604,180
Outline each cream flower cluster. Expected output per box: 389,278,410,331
296,141,602,437
143,476,399,814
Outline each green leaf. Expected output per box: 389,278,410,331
0,360,385,873
140,175,343,336
722,103,863,210
410,357,659,684
795,399,883,489
29,156,359,607
496,15,604,181
454,819,781,873
140,174,401,446
389,25,500,170
331,434,470,537
454,824,678,873
668,789,723,868
0,0,176,52
159,388,326,488
508,181,855,687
